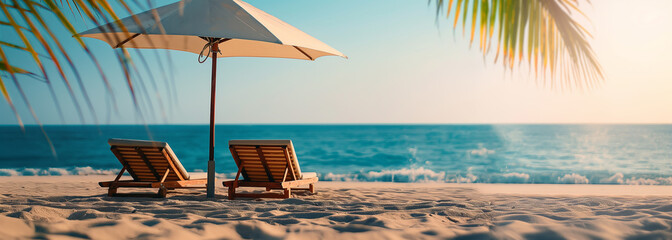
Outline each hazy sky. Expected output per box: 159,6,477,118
1,0,671,124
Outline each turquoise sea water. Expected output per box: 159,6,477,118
1,125,671,184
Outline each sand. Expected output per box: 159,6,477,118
1,175,672,239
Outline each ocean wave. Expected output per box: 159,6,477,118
0,167,115,176
557,173,590,184
599,173,672,185
321,168,496,184
3,167,672,186
599,173,625,184
496,172,531,183
322,167,449,182
319,170,672,185
468,146,495,157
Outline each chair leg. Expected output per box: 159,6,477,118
283,188,291,198
309,183,315,194
228,186,236,200
108,187,118,197
158,187,167,198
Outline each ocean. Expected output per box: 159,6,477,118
1,124,671,185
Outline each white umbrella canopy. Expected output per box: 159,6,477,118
79,0,346,60
78,0,346,198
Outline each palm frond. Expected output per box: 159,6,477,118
22,1,100,123
436,0,604,90
0,0,157,122
0,44,54,156
12,0,87,123
0,0,176,156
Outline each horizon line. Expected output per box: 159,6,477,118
2,122,672,126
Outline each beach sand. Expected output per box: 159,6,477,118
1,174,672,239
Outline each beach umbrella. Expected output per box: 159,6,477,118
78,0,346,198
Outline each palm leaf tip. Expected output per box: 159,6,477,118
435,0,604,90
0,62,32,74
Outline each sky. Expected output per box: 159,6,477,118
1,0,672,125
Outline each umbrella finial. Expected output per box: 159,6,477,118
198,38,230,63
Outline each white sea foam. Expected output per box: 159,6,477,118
407,147,418,157
600,173,625,184
21,168,42,176
322,173,357,182
47,168,70,176
624,177,672,185
320,170,672,185
449,173,478,183
0,169,19,176
321,168,484,183
558,173,590,184
215,173,230,179
502,172,530,180
3,166,672,186
320,167,448,182
73,167,115,175
599,173,672,185
366,167,447,182
655,177,672,185
497,172,531,183
625,177,660,185
469,147,495,156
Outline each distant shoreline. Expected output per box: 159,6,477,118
1,175,672,196
4,173,672,189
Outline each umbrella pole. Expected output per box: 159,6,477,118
206,42,219,198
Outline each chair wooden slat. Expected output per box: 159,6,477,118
256,146,275,182
136,147,161,181
102,139,207,197
225,140,318,199
229,146,250,181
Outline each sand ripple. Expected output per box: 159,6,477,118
1,177,672,239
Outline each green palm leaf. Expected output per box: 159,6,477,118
436,0,604,89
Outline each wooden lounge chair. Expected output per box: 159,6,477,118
99,139,208,197
223,140,318,199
